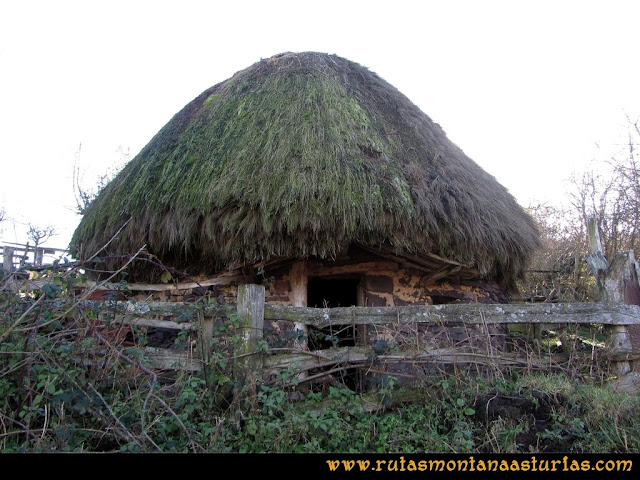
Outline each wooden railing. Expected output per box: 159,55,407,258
4,218,640,396
80,285,640,399
1,243,70,272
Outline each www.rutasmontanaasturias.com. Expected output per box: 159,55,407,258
325,455,633,473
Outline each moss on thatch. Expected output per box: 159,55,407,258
71,52,540,290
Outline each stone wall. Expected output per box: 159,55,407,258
130,258,510,357
133,253,507,308
361,268,506,307
256,264,507,307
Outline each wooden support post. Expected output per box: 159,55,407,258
289,261,311,390
199,311,214,365
289,261,309,350
3,246,15,273
234,284,265,400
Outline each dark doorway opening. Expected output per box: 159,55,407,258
307,277,359,308
307,276,360,349
306,277,362,391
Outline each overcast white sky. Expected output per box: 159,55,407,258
1,0,639,251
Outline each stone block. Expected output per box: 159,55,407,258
273,279,290,295
364,274,394,293
365,294,387,307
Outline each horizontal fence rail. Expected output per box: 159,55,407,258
66,286,640,394
263,302,640,326
80,298,640,330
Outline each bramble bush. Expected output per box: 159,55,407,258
1,264,640,453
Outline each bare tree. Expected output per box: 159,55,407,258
522,203,594,302
27,223,56,245
72,143,130,215
568,115,640,261
26,224,56,265
520,115,640,303
72,144,94,216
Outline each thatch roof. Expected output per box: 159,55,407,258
71,51,540,290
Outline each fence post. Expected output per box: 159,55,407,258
2,246,15,273
586,219,634,378
34,247,44,266
234,284,265,401
198,310,214,366
606,251,640,378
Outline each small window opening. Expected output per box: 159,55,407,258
430,295,459,305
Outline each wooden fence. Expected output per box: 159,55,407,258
1,243,70,272
75,224,640,396
83,284,640,398
3,218,640,396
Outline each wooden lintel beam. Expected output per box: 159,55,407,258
420,264,463,286
355,244,476,278
307,261,399,276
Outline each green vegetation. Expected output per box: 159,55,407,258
1,278,638,454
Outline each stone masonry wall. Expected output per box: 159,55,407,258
129,260,510,359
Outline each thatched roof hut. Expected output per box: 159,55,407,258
71,51,540,298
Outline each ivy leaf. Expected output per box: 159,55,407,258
42,283,62,298
372,339,389,355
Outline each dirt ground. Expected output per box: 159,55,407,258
473,390,576,453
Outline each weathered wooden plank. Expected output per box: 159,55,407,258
89,299,640,329
79,299,226,318
307,261,399,276
262,345,562,379
141,347,202,371
263,302,640,327
101,270,245,291
14,272,246,292
33,297,640,331
103,314,197,331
